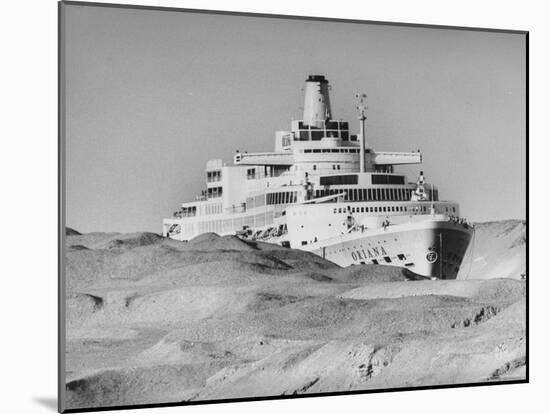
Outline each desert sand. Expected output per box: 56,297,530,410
63,220,526,410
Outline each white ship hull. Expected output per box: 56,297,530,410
301,218,473,279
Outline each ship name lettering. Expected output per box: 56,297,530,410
350,246,388,262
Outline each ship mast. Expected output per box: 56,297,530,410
356,94,368,173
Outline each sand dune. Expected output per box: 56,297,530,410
64,221,526,410
458,220,526,280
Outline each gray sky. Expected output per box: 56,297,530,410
63,4,526,233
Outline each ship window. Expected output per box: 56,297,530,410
383,256,392,263
371,175,406,185
313,149,321,153
320,175,358,186
337,165,341,170
374,207,378,212
331,149,339,153
313,165,317,170
312,131,324,140
304,149,312,153
301,241,307,246
372,259,379,265
353,189,358,200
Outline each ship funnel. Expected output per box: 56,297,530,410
302,75,332,128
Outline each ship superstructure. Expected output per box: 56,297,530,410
163,75,473,279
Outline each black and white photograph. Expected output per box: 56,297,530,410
58,1,527,412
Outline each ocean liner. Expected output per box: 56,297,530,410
163,75,473,279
